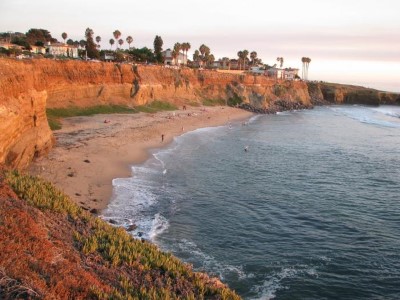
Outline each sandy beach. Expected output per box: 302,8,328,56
28,106,253,213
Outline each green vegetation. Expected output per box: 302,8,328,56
46,105,137,130
4,170,240,299
227,94,243,107
5,171,83,218
135,100,178,113
202,98,226,106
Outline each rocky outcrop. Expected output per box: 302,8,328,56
0,59,313,169
307,81,400,106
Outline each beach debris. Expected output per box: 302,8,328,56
83,159,90,163
67,172,75,177
75,193,81,196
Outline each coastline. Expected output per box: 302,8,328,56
28,106,253,213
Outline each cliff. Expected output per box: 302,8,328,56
0,58,399,169
307,81,400,106
0,58,312,169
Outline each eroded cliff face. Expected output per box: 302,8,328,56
0,59,314,169
307,82,400,106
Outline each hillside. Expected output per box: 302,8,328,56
0,169,240,299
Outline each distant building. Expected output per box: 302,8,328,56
266,67,299,80
162,48,187,66
30,45,46,55
46,42,78,58
0,42,23,51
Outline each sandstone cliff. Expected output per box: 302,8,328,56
0,59,312,169
1,58,398,169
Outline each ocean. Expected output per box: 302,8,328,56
103,105,400,299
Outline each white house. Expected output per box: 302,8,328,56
162,48,187,66
266,67,299,80
47,42,78,58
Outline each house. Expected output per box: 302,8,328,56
162,48,187,66
30,45,46,55
250,66,265,75
283,68,299,80
266,67,299,80
46,42,78,58
0,42,23,51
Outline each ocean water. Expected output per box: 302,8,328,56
103,105,400,299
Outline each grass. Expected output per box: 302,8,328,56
4,170,241,299
46,102,179,131
135,100,178,113
202,99,226,106
46,105,137,130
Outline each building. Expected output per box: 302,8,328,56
30,45,46,55
46,42,78,58
266,67,299,80
162,48,187,66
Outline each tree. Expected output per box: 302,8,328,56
79,39,86,48
126,36,133,49
242,50,249,69
153,35,164,63
193,50,200,66
66,39,74,46
276,57,284,68
302,57,311,80
61,32,67,44
113,30,121,48
237,51,243,70
250,51,258,66
84,28,99,59
173,42,181,65
118,39,124,49
129,47,155,62
109,38,115,50
95,36,101,48
199,44,210,67
181,42,191,65
26,28,57,45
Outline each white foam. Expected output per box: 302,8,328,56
175,239,254,281
251,265,319,300
149,213,169,240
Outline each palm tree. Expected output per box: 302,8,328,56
113,30,121,48
193,50,200,66
276,57,284,68
301,57,306,79
61,32,68,44
181,42,191,65
242,50,249,70
118,39,124,49
250,51,258,66
95,36,101,48
173,42,181,65
237,51,243,70
109,38,115,50
305,57,311,80
126,36,133,49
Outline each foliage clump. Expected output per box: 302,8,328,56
3,171,240,299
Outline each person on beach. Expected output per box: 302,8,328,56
161,134,165,142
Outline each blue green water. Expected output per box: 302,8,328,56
104,105,400,299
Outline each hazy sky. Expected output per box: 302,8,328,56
1,0,399,92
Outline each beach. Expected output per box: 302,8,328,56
28,106,253,213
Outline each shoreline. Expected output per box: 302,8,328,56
28,106,253,213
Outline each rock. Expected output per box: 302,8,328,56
83,159,90,163
108,219,117,224
127,224,137,231
90,208,98,214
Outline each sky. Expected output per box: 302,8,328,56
1,0,399,92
